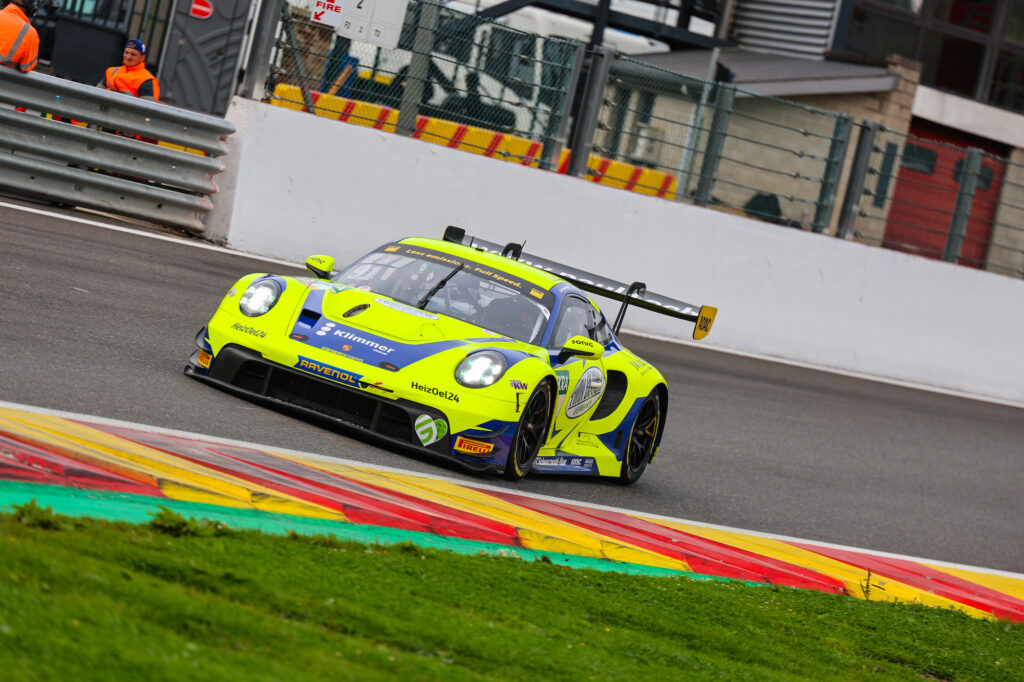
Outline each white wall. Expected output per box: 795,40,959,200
208,98,1024,405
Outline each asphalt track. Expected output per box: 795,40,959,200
2,199,1022,574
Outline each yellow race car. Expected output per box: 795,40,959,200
186,227,716,484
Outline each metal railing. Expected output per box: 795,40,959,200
594,56,851,232
838,122,1024,278
259,0,1024,279
0,69,234,234
266,0,581,168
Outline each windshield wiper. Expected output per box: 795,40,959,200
416,263,464,310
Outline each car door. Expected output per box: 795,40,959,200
547,295,607,449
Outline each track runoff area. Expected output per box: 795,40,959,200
1,401,1022,623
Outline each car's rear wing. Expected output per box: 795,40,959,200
442,226,717,341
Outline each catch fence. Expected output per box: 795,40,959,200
839,122,1024,278
263,0,1024,280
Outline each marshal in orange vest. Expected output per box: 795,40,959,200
0,0,39,73
104,38,160,101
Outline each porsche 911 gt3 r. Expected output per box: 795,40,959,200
185,227,717,484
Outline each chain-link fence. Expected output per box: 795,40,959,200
266,0,581,167
260,0,1024,280
595,56,851,231
841,123,1024,278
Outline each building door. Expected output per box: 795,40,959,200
884,120,1007,268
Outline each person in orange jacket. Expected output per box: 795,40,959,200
0,0,40,73
103,38,159,101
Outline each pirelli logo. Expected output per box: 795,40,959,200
197,350,212,368
454,436,494,455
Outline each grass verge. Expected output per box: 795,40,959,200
1,500,1021,681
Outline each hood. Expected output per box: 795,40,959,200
287,280,533,369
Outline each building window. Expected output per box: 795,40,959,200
931,0,996,35
1006,1,1024,45
847,8,920,61
989,50,1024,109
920,31,986,97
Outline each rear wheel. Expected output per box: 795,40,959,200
504,381,553,480
619,390,661,485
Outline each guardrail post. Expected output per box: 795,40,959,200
566,46,613,178
239,0,285,100
835,120,878,240
812,114,852,234
944,147,982,263
396,1,440,137
539,42,585,171
693,83,735,207
281,4,315,113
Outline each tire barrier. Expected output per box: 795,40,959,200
2,403,1022,623
271,84,679,200
0,70,235,234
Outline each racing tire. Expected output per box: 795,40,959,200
503,380,553,481
618,390,661,485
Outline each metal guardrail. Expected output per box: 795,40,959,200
0,69,235,234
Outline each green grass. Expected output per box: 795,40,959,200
1,501,1021,681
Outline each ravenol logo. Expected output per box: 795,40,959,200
294,356,361,388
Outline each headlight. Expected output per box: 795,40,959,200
239,280,281,317
455,351,507,388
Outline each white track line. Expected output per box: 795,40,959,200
2,398,1021,580
5,200,1024,411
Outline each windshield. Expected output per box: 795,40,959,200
334,245,552,344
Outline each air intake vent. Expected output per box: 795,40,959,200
591,370,628,421
729,0,842,60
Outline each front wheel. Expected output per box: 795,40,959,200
504,381,553,480
619,390,662,485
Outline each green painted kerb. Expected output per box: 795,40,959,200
0,481,735,583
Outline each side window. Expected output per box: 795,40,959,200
549,297,591,348
590,305,612,345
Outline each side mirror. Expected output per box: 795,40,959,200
306,255,335,280
557,335,604,364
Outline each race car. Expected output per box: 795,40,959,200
185,226,717,484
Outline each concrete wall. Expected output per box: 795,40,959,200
208,97,1024,405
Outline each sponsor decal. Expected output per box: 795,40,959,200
509,379,528,391
574,433,600,449
374,297,438,319
533,455,597,472
231,322,267,338
453,436,494,455
342,345,353,351
414,415,447,445
294,356,361,388
316,322,336,337
385,246,401,252
197,350,212,368
555,369,570,395
332,329,395,355
570,337,592,347
529,288,545,299
411,381,460,403
565,366,605,418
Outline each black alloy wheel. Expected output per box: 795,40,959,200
504,381,553,480
619,390,661,485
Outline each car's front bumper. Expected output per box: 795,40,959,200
185,343,484,466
